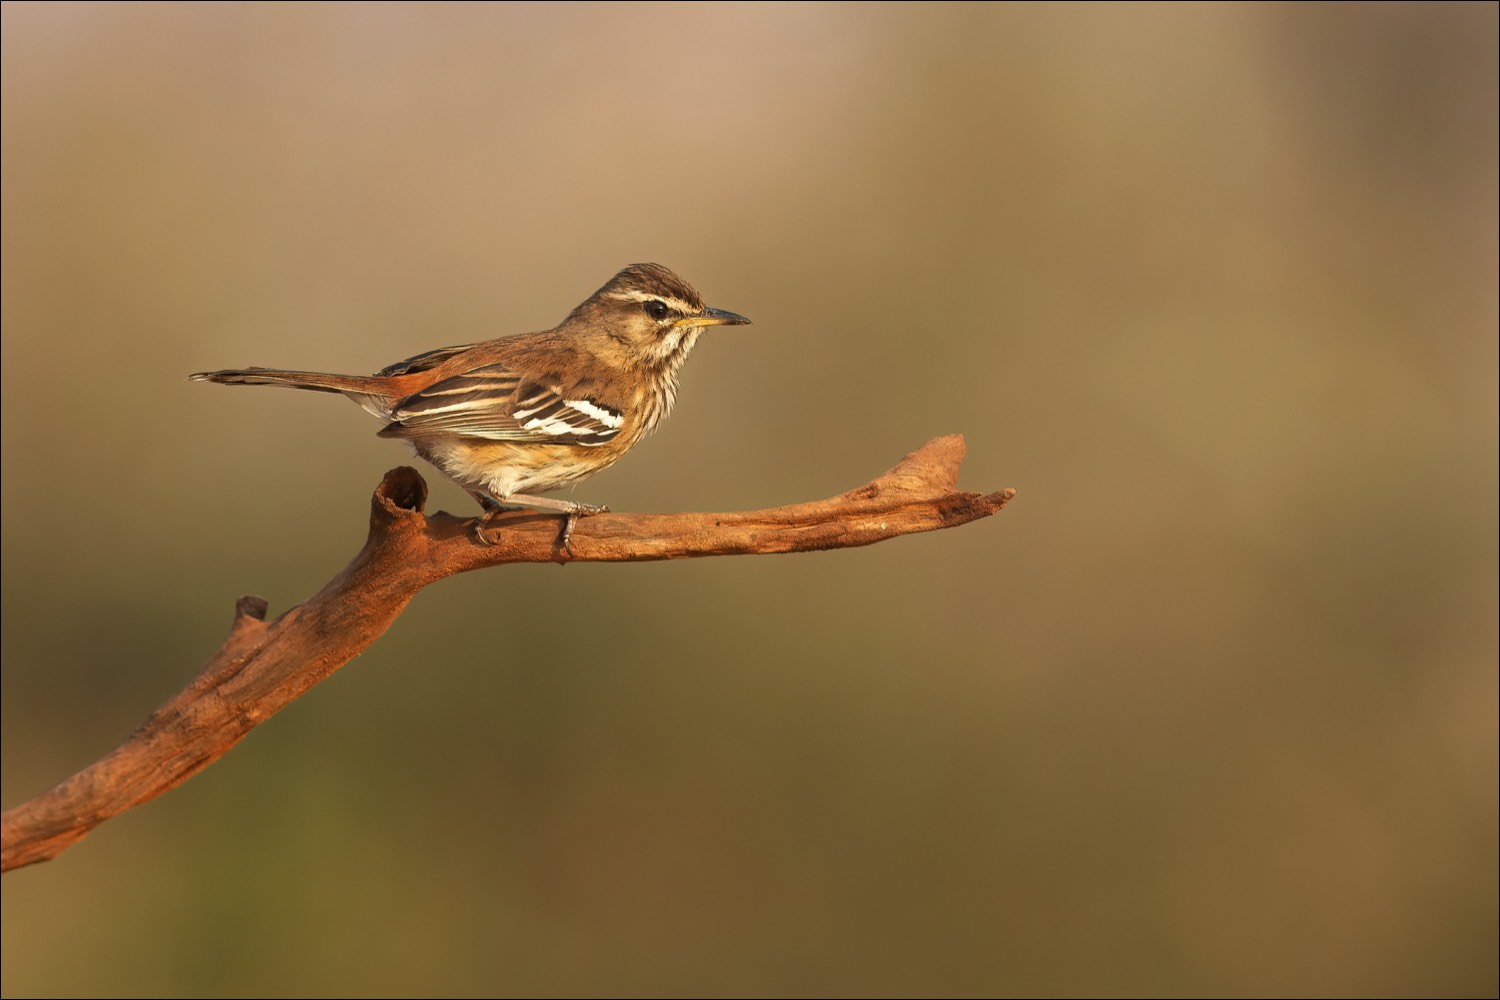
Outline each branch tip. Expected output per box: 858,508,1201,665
877,434,968,493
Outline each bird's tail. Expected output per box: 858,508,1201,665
189,367,386,395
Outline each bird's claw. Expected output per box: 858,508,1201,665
472,517,500,546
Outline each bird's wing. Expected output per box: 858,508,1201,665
374,343,478,377
378,363,622,446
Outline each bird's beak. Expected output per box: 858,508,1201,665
687,306,752,328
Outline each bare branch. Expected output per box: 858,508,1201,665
1,435,1014,872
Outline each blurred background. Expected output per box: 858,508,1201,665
2,3,1495,996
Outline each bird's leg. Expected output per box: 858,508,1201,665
558,504,608,554
469,491,608,553
517,495,610,555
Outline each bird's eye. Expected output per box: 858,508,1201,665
644,300,671,321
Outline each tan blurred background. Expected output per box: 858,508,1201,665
2,3,1495,996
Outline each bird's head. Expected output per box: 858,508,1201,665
565,263,750,368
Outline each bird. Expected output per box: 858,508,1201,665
191,263,750,550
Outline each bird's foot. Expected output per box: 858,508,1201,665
468,502,609,551
470,502,523,547
558,503,609,556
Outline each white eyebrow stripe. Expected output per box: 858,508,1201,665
563,398,623,428
605,290,697,314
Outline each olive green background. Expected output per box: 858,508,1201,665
3,3,1495,996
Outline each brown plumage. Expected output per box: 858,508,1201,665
191,263,750,546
